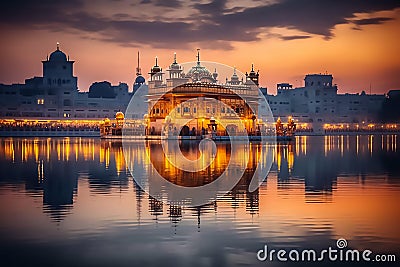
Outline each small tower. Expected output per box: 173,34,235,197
42,42,77,90
229,66,240,85
133,51,145,93
149,56,163,81
246,63,259,86
166,52,188,87
167,52,182,79
212,68,218,83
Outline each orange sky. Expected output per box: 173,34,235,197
0,4,399,95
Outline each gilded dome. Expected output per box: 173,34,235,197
115,112,124,120
185,49,214,82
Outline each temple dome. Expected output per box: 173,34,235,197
185,49,214,82
186,64,212,77
49,45,67,62
135,75,145,84
115,112,124,120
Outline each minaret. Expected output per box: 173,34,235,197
133,51,145,93
149,56,163,82
149,56,161,77
246,63,259,86
136,51,142,76
196,48,200,66
166,52,188,87
167,52,182,79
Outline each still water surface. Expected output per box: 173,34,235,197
0,135,399,266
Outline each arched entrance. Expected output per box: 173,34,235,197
180,125,190,136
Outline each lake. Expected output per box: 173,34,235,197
0,135,399,266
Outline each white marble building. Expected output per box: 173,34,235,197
264,74,385,124
0,44,134,119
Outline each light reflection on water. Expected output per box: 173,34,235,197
0,135,399,267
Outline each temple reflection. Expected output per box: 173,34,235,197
0,135,399,225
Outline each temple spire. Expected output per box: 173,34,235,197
56,42,60,51
155,56,158,66
196,48,200,65
136,51,141,76
173,52,177,64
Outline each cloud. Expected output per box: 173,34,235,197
193,0,227,16
279,35,311,41
0,0,84,25
139,0,182,8
0,0,399,49
351,17,394,25
215,0,400,38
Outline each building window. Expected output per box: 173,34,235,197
193,107,197,113
63,99,71,106
37,99,44,105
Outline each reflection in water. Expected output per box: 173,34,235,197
0,136,399,266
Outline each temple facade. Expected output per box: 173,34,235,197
146,50,260,136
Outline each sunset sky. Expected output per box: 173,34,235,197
0,0,399,95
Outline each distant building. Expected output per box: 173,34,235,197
264,74,385,123
0,44,135,119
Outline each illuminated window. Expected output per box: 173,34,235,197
37,99,44,105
